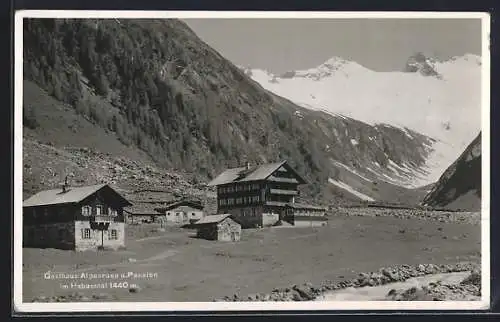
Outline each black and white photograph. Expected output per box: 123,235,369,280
13,11,490,312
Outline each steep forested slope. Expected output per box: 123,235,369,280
23,18,436,205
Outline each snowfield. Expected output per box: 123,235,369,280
242,54,482,187
328,178,375,201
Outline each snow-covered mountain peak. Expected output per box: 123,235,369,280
278,56,367,81
242,52,482,188
404,52,442,78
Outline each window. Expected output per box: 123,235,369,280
81,206,92,216
110,229,118,240
96,205,103,216
81,228,91,239
176,212,180,217
191,213,196,217
108,208,118,217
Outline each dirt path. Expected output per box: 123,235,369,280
135,235,173,242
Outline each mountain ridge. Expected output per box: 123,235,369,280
422,133,481,211
240,52,481,188
23,18,441,206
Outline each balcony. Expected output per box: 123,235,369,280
269,188,298,196
267,176,299,184
265,201,289,207
92,215,114,223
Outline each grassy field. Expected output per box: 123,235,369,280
22,211,481,302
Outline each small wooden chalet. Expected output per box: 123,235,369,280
193,214,241,242
124,204,162,224
22,183,131,251
208,160,327,228
155,200,205,225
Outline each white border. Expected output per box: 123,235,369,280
13,10,491,313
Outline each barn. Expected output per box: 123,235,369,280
124,204,163,224
155,200,205,225
22,183,131,251
193,214,241,242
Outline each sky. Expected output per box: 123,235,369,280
183,18,482,74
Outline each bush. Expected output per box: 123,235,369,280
23,105,39,129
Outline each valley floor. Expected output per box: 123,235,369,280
22,209,480,302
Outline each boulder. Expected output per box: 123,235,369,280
292,285,315,300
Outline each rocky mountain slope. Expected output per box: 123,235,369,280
422,133,481,211
241,52,482,188
23,19,439,205
22,80,216,211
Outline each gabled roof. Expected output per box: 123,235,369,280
207,160,307,186
192,214,234,225
155,199,204,212
124,204,161,215
23,184,132,208
288,203,327,211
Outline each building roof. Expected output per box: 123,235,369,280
124,204,162,216
207,160,307,186
155,199,204,212
192,214,234,225
288,203,328,211
264,201,327,211
23,184,132,208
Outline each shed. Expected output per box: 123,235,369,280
193,214,241,242
123,204,163,224
155,199,205,225
284,203,328,227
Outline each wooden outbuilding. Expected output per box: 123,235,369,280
284,203,328,227
192,214,241,242
124,204,163,224
155,199,205,225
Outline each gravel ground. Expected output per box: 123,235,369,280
334,207,480,225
